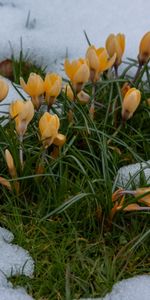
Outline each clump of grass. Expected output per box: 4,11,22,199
1,31,150,299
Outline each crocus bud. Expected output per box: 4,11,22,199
63,84,74,101
20,73,44,110
39,112,66,148
106,33,125,67
121,88,141,121
77,90,90,104
5,149,17,178
64,58,90,92
0,78,9,101
44,73,62,108
86,46,116,82
9,99,34,136
138,32,150,65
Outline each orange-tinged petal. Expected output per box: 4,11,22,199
9,99,34,136
0,176,11,190
106,33,125,66
86,46,99,72
53,133,66,146
39,112,61,147
123,203,142,211
73,63,90,85
44,73,62,98
0,79,9,101
135,187,150,206
63,84,74,101
122,88,141,120
112,188,124,202
138,32,150,65
20,73,44,97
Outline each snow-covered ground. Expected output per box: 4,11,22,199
0,0,150,72
1,1,150,299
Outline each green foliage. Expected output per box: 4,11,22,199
1,57,150,299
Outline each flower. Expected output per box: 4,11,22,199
121,88,141,121
77,91,90,104
0,78,9,101
86,46,116,82
63,84,74,101
39,112,66,148
5,149,17,178
64,58,90,92
20,73,44,110
9,99,34,136
134,187,150,206
105,33,125,67
138,32,150,65
44,73,62,107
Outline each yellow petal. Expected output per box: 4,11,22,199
0,79,9,101
122,88,141,120
53,133,66,146
139,32,150,65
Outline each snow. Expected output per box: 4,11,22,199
0,0,149,73
0,226,34,300
80,275,150,300
115,160,150,189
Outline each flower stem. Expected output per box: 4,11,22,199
19,135,23,169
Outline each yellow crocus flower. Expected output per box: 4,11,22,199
64,58,90,92
9,99,34,136
39,112,66,148
121,87,141,121
63,84,74,101
44,73,62,107
138,32,150,65
105,33,125,67
86,46,116,82
0,78,9,101
5,149,17,178
20,73,44,110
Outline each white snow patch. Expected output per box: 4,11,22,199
80,275,150,300
115,161,150,189
0,226,34,300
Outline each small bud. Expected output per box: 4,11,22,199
138,32,150,65
121,88,141,121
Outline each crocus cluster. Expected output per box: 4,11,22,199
20,72,62,110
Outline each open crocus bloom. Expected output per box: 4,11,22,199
0,78,9,101
9,99,34,136
39,112,66,148
86,46,116,82
138,31,150,65
121,87,141,121
105,33,125,67
64,58,90,92
20,73,44,110
44,73,62,107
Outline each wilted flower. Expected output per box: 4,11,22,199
9,99,34,136
105,33,125,67
121,82,131,98
20,73,44,110
0,78,9,101
77,90,90,104
64,58,90,92
138,32,150,65
44,73,62,108
121,87,141,121
39,112,66,148
86,46,116,82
